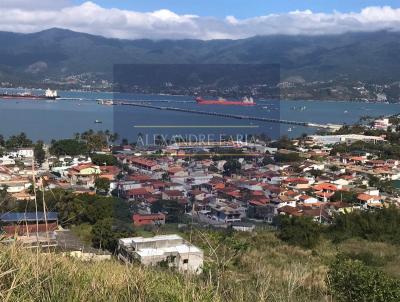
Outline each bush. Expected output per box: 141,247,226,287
276,216,321,249
328,256,400,302
329,207,400,244
95,177,111,193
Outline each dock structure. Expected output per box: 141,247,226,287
115,101,342,131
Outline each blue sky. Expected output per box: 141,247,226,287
73,0,400,18
2,0,400,39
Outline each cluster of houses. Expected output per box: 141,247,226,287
110,139,400,228
2,137,400,231
2,133,400,273
0,148,36,200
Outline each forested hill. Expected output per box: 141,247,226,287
1,28,400,83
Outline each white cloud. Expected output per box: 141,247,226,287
0,2,400,39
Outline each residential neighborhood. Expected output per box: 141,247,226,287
0,118,400,300
1,122,399,231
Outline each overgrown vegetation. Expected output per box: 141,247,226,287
2,219,400,301
275,215,321,249
329,255,400,302
328,207,400,244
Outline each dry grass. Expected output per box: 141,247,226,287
0,244,216,302
0,229,366,302
338,238,400,279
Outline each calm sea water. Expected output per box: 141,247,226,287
0,89,399,142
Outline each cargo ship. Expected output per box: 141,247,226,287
0,89,59,100
195,96,255,106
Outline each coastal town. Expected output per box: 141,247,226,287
3,0,400,300
1,114,400,271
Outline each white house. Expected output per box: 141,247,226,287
16,148,34,158
117,235,203,274
0,156,15,166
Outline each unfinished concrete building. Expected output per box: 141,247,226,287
117,234,203,274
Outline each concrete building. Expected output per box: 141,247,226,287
373,118,391,131
308,134,385,146
117,234,203,274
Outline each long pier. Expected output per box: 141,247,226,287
114,101,341,130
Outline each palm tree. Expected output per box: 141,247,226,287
110,133,119,143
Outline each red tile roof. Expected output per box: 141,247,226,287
357,193,381,202
313,183,338,191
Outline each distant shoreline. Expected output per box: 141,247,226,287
0,87,397,104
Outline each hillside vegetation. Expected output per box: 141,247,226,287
1,28,400,82
1,228,400,302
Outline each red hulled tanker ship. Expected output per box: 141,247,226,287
195,96,255,106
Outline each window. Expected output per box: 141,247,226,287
183,259,188,264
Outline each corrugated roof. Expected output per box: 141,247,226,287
0,212,58,222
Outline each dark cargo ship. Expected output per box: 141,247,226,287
0,89,59,100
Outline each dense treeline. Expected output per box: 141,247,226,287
330,140,400,159
49,139,88,156
277,207,400,247
0,132,33,149
328,207,400,244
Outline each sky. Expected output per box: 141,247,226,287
0,0,400,40
75,0,400,18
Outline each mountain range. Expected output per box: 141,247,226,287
1,28,400,84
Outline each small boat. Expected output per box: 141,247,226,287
287,127,292,132
95,120,102,124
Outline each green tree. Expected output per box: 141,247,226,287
151,199,185,223
328,256,400,302
6,132,32,149
329,207,400,244
50,139,88,156
91,218,118,251
0,134,5,147
0,185,16,212
34,141,46,165
276,216,321,249
332,190,358,203
223,159,241,176
94,177,111,194
91,154,117,166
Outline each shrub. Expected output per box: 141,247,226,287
276,216,321,249
328,256,400,302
